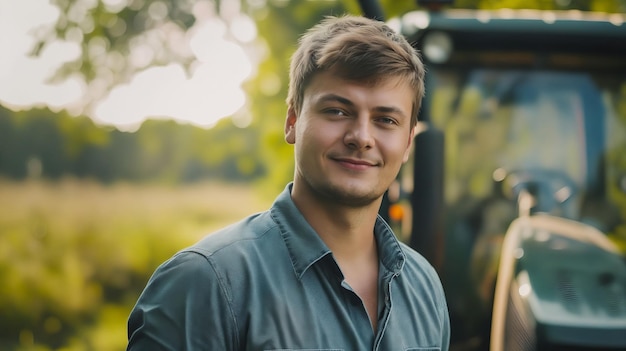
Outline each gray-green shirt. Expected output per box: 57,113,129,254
127,183,450,350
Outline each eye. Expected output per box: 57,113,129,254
377,116,399,125
324,108,348,117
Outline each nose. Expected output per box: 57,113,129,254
344,116,374,150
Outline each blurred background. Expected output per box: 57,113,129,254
1,0,625,350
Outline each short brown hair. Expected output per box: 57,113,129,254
287,15,425,128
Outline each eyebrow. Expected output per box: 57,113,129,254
316,93,353,106
316,93,409,119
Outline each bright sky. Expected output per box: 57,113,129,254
0,0,255,131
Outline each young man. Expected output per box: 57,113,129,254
127,15,450,351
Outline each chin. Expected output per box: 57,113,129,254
325,183,383,207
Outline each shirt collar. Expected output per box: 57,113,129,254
270,183,405,279
374,215,406,275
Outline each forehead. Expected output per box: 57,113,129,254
304,70,414,106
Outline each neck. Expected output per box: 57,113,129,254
290,183,382,261
290,181,382,332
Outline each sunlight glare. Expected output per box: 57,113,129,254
130,43,156,68
0,0,256,131
0,22,85,110
93,15,253,131
189,19,228,61
231,14,257,43
192,1,217,21
0,0,87,110
102,0,128,13
148,1,169,21
94,50,250,132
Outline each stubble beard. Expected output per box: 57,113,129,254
300,171,384,208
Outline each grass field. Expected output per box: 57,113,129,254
0,178,273,351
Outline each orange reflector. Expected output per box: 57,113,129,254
388,204,404,222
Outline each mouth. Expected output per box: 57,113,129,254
333,156,379,170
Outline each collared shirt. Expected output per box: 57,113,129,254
127,183,450,351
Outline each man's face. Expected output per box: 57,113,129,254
285,70,415,207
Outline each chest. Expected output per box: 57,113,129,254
230,264,443,351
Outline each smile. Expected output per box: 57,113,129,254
334,157,378,170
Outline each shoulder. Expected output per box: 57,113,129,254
398,241,447,300
185,210,279,258
129,247,241,349
148,210,283,287
135,209,285,314
399,241,433,270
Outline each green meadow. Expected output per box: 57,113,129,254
0,178,272,351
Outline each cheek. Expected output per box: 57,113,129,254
384,138,412,165
295,125,323,160
300,122,338,148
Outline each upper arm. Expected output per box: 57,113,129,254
440,298,451,351
127,251,239,351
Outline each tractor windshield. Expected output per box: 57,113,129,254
426,68,626,239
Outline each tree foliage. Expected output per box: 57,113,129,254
0,105,264,183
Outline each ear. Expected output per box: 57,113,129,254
402,126,416,163
285,106,297,145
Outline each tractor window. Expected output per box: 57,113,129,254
426,68,626,242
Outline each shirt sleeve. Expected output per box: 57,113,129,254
127,251,239,351
440,299,451,351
